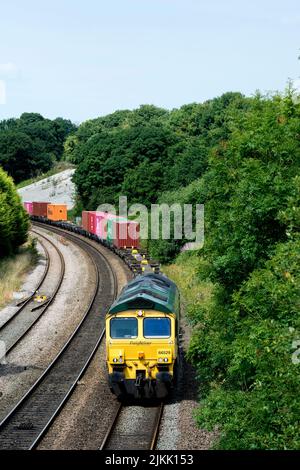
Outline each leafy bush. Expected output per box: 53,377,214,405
185,92,300,449
199,94,300,290
0,167,29,257
191,237,300,449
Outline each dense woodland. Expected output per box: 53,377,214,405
0,89,299,448
0,113,76,184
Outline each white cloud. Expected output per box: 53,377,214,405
0,62,19,77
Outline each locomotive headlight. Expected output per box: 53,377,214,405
157,349,172,364
157,357,170,363
110,349,125,364
112,357,123,363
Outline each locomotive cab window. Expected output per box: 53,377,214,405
110,317,138,339
143,317,171,338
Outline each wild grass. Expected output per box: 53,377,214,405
0,239,38,308
162,251,214,323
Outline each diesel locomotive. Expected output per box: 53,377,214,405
106,272,180,399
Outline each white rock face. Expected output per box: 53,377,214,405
18,169,76,209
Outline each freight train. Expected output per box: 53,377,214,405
25,202,141,250
106,273,180,399
24,202,180,398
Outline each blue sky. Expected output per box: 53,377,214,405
0,0,299,123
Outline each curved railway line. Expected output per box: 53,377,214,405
0,223,118,450
100,402,164,450
0,222,166,450
0,231,65,355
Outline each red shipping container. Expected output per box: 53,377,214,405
88,211,106,238
32,202,49,217
82,210,109,235
82,210,129,240
88,212,123,238
23,202,33,215
88,211,97,234
112,220,140,248
82,211,90,231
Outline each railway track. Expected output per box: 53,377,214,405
0,231,65,355
0,224,118,450
100,402,164,450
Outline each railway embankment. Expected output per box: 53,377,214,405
157,252,219,450
0,226,96,423
37,236,132,450
0,240,40,311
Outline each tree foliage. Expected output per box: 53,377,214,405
71,97,244,210
0,113,76,183
0,167,29,257
186,92,300,449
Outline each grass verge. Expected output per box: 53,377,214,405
162,250,214,324
0,238,38,308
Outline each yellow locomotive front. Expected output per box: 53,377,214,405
105,273,180,399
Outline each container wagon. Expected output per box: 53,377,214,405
88,211,107,237
82,211,90,232
32,202,50,218
47,204,67,221
82,212,137,246
23,202,33,215
108,219,140,249
82,211,114,238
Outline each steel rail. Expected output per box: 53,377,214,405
0,231,65,355
150,402,164,450
28,224,164,452
0,236,50,333
0,223,118,450
99,403,123,450
99,402,164,450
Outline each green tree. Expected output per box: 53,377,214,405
0,113,76,183
0,167,29,257
186,91,300,449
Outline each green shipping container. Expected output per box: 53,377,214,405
106,216,127,241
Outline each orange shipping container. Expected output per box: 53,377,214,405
47,204,67,221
